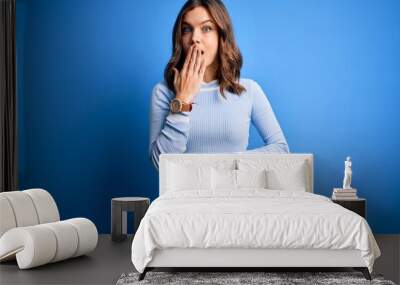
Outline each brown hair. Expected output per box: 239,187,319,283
164,0,246,97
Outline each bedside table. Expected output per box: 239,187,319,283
332,198,366,218
111,197,150,242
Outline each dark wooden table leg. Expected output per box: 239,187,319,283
111,200,127,241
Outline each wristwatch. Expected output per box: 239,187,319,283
170,98,192,113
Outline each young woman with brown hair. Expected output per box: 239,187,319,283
149,0,289,169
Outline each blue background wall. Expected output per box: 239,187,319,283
16,0,400,234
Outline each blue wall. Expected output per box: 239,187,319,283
17,0,400,234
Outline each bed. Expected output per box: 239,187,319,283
131,153,380,280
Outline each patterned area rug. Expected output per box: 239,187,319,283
116,271,396,285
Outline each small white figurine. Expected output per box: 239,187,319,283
342,156,352,189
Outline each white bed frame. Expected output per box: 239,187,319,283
141,154,370,280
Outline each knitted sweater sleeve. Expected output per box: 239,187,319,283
148,83,190,170
247,80,290,153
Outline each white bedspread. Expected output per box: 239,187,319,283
131,190,380,273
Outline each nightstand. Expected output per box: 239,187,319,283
111,197,150,241
332,198,366,218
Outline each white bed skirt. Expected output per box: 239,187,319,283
148,248,366,268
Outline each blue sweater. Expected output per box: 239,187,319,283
149,78,289,169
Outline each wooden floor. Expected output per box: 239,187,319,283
0,234,398,285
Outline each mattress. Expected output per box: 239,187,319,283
131,189,380,273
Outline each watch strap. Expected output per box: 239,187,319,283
181,102,192,112
170,98,192,113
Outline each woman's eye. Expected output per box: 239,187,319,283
202,26,212,32
182,27,192,34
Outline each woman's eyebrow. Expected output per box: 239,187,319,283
182,19,213,26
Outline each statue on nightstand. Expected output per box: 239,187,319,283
342,156,352,189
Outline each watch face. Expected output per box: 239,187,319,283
171,99,181,113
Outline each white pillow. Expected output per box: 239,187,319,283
211,168,236,190
167,162,212,191
211,168,268,190
237,159,308,192
237,169,268,189
266,164,307,191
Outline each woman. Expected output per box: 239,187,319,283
149,0,289,169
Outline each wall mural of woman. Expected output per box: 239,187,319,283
149,0,289,170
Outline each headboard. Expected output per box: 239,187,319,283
159,153,314,195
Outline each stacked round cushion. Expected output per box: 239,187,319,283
0,189,98,269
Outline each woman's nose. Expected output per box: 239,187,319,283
191,39,200,45
191,29,201,45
